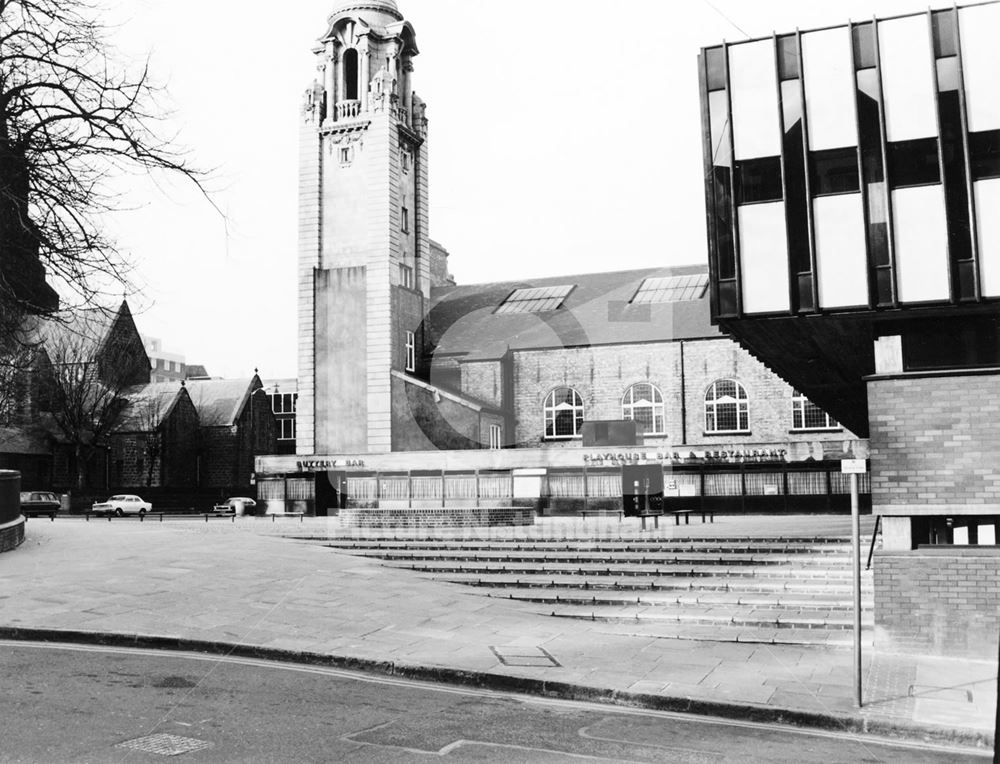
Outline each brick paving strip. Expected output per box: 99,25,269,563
1,517,995,752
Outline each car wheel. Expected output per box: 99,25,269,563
139,508,146,516
114,508,124,517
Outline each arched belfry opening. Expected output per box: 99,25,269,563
343,48,359,101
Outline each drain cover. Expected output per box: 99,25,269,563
117,733,213,756
490,645,561,668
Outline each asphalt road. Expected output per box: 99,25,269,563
1,642,987,763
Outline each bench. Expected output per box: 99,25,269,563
637,510,663,531
579,509,625,522
671,509,714,525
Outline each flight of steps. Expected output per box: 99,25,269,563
319,536,874,647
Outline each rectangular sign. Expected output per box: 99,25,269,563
841,459,868,474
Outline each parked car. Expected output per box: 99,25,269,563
19,491,61,519
92,495,152,517
213,497,257,515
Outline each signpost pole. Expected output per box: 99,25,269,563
851,470,862,708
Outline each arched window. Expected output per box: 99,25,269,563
621,383,665,435
705,379,749,433
544,388,584,439
343,49,359,101
791,390,839,430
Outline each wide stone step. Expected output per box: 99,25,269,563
392,561,860,580
544,604,874,632
479,587,873,611
555,622,875,648
435,573,872,595
347,550,852,566
320,540,854,554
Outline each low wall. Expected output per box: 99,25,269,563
874,547,1000,659
339,506,535,528
0,470,24,553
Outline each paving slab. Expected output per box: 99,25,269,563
1,516,995,752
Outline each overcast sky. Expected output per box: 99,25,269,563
102,0,935,379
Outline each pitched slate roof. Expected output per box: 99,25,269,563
34,303,124,360
427,264,720,361
185,378,256,427
0,426,51,455
113,383,186,432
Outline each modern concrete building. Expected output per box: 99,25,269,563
697,1,1000,656
257,0,867,521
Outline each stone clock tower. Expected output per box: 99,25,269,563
297,0,429,456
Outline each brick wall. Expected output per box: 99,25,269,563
874,548,1000,658
868,372,1000,514
511,338,852,448
0,519,24,552
340,506,534,528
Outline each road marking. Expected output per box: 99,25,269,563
1,640,989,759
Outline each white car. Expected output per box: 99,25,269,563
213,497,257,515
92,495,153,517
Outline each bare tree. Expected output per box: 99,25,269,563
41,317,148,489
0,0,209,314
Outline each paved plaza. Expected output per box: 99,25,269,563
2,515,995,751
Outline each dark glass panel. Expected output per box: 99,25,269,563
938,91,973,268
875,267,894,306
712,166,736,279
970,130,1000,180
810,148,860,196
852,23,876,69
932,10,957,58
706,47,726,91
777,36,799,80
781,81,809,292
888,138,940,188
797,274,815,312
902,317,1000,371
718,280,738,316
736,156,783,204
957,261,977,301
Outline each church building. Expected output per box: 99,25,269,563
256,0,868,519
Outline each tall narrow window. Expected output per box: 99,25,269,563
489,425,502,450
401,206,409,233
621,383,665,435
343,49,359,101
704,379,749,433
404,331,415,372
544,388,584,439
853,21,892,305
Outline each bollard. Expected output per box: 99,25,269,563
108,513,111,523
205,513,208,523
140,512,144,523
160,513,163,522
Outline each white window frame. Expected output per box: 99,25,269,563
704,379,750,434
621,382,666,435
791,390,839,431
278,418,296,441
405,331,416,372
543,387,585,440
489,424,502,450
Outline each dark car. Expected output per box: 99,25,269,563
19,491,61,519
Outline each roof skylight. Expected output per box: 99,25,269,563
631,274,709,304
496,285,574,314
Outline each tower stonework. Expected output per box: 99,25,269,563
297,0,428,456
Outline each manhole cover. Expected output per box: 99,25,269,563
117,733,212,756
490,645,561,668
